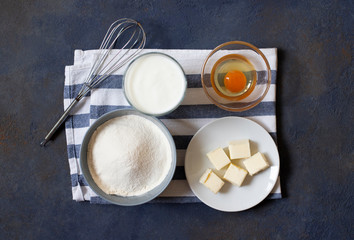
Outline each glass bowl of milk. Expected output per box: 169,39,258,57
123,52,187,116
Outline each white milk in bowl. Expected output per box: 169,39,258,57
124,53,187,116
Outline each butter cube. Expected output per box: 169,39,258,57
243,152,270,176
223,163,248,187
206,147,231,170
228,139,251,160
199,169,225,194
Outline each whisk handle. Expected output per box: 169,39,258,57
40,98,79,147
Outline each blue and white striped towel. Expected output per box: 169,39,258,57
64,49,282,203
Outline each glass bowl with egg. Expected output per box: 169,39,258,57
201,41,271,112
123,52,187,116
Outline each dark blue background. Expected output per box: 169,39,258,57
0,0,352,239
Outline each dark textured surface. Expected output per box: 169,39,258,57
0,0,353,239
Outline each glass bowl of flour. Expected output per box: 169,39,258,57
123,52,187,116
80,109,176,206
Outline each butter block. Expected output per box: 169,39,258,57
199,169,225,194
228,139,251,160
223,163,248,187
206,147,231,170
243,152,270,176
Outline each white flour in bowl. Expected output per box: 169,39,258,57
87,115,172,196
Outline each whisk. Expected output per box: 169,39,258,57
40,18,146,146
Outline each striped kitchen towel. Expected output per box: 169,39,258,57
64,49,282,203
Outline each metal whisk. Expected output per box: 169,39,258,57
40,18,146,146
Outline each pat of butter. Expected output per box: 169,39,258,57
206,147,231,170
199,169,225,194
228,139,251,160
243,152,270,176
223,163,248,187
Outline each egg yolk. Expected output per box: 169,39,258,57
224,70,247,93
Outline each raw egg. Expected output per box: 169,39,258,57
210,54,256,100
224,70,247,93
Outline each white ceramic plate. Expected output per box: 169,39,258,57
185,117,279,212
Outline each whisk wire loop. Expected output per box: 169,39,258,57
40,18,146,146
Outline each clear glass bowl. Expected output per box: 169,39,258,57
123,52,187,116
201,41,271,112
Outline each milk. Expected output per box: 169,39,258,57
124,53,186,115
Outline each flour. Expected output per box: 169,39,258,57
87,115,172,196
